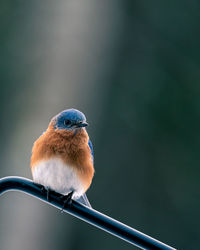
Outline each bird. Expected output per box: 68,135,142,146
30,108,94,207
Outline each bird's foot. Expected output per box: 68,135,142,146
40,186,51,201
35,183,51,201
46,187,51,202
60,191,73,213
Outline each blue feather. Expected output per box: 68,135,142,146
88,139,94,162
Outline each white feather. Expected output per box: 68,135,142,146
32,158,84,198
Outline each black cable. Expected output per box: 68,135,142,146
0,176,176,250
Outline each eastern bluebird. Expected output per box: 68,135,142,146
30,109,94,207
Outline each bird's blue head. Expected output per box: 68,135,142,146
52,109,88,131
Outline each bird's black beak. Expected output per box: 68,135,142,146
77,121,88,128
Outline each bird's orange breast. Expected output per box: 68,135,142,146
31,123,94,192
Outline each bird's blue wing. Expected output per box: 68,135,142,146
88,139,94,162
75,139,94,208
75,140,93,207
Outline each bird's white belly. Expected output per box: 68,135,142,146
32,158,84,198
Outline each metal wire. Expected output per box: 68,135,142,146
0,176,176,250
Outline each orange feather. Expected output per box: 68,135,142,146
31,121,94,192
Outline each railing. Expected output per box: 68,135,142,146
0,176,176,250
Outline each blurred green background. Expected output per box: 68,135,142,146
0,0,199,249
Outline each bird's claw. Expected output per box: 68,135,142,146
35,183,51,201
60,191,73,213
46,187,51,201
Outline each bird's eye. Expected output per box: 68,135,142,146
64,120,71,126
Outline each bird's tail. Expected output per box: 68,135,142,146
75,193,92,208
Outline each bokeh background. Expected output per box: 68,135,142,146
0,1,199,249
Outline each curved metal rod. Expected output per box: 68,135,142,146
0,176,175,250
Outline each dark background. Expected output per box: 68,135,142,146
0,1,199,249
